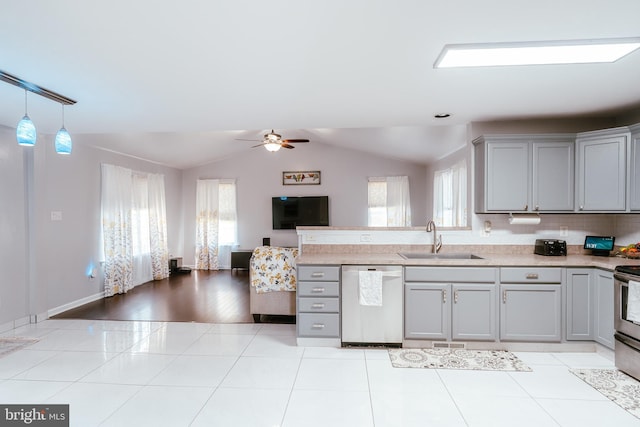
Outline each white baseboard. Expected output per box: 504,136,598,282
48,291,105,317
0,315,33,334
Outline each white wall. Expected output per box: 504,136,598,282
181,142,428,264
0,126,28,325
0,128,183,325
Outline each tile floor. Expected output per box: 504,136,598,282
0,319,638,427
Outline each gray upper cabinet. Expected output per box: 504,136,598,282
532,141,574,211
576,127,629,212
629,124,640,211
474,134,575,213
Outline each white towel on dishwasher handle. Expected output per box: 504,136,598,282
627,280,640,323
359,270,383,306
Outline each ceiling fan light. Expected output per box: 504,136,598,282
54,127,72,154
16,114,37,146
265,142,281,152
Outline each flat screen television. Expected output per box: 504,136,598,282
272,196,329,230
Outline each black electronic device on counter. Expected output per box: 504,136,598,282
584,235,615,257
534,239,567,256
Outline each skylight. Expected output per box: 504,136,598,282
434,38,640,68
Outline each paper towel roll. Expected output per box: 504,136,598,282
508,213,541,225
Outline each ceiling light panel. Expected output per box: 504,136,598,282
434,38,640,68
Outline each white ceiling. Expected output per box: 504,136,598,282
1,0,639,168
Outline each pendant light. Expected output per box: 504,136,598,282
54,104,72,155
16,89,37,146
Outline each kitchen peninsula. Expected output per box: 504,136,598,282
294,227,639,350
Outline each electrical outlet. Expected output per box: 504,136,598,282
482,221,491,237
305,234,316,242
51,211,62,221
560,226,569,237
360,234,372,242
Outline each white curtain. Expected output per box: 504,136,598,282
101,164,134,296
131,174,152,286
148,173,170,280
433,160,467,227
368,176,412,226
101,164,170,297
195,179,238,270
386,176,412,226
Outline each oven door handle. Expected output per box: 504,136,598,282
615,332,640,352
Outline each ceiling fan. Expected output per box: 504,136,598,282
237,130,309,152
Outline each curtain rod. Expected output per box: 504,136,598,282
0,70,77,105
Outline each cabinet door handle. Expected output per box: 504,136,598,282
534,205,539,211
442,289,447,303
311,323,325,329
579,205,584,211
311,303,325,309
311,272,325,278
454,290,459,303
526,273,539,279
503,290,507,303
311,287,325,293
524,204,528,211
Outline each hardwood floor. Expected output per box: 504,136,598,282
53,270,291,324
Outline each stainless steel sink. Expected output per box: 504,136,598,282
398,253,484,260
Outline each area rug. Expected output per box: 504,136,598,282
0,337,39,358
571,368,640,419
389,348,532,372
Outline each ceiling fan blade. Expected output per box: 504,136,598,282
236,138,262,142
281,143,295,149
251,143,266,148
282,139,309,143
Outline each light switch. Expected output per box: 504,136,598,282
51,211,63,221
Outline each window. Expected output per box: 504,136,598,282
218,181,238,245
433,160,467,227
367,176,412,227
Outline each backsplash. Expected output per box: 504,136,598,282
297,213,640,254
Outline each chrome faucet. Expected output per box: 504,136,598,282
426,220,442,253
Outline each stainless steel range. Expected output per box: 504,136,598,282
614,265,640,380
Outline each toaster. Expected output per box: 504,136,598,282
534,239,567,256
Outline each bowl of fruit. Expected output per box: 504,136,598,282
618,243,640,258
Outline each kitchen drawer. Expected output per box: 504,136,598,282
404,267,497,283
500,267,562,284
297,265,340,281
298,313,340,337
298,297,339,313
298,281,340,297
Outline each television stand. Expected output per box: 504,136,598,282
231,250,253,270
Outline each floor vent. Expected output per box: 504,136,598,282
432,342,466,349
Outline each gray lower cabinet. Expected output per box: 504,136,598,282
594,269,614,349
404,267,497,341
565,268,615,349
566,268,594,340
499,267,562,342
405,283,449,340
296,265,341,343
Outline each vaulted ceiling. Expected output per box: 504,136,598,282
1,1,639,168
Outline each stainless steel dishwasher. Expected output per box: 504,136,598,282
341,265,403,346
